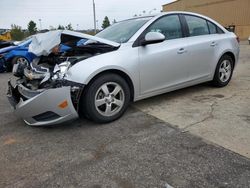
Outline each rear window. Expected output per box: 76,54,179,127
207,21,225,34
185,15,209,37
217,27,224,34
207,21,217,34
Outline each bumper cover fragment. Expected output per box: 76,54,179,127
7,81,79,126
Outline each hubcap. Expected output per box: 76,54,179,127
219,60,232,83
17,57,28,65
95,82,125,117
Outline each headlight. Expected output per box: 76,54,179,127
59,61,71,74
52,61,71,80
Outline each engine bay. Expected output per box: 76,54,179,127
13,41,118,91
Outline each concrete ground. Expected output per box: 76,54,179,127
0,43,250,188
135,41,250,159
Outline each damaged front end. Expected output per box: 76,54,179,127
7,59,84,126
6,30,120,126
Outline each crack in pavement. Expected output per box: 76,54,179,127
181,92,243,133
181,101,217,132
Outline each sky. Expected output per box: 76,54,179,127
0,0,175,30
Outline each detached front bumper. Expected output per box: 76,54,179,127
7,80,79,126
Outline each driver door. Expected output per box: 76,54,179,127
138,14,190,95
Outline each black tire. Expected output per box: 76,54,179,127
80,73,131,123
6,56,29,72
212,55,234,87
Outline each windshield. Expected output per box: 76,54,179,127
96,17,152,43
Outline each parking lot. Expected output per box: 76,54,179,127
0,42,250,188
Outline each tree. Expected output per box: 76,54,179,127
58,25,65,30
27,20,37,35
10,24,24,41
112,19,117,24
65,23,73,30
102,16,110,29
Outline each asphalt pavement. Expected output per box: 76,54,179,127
0,43,250,188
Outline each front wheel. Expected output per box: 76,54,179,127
80,74,131,123
7,56,29,72
212,55,234,87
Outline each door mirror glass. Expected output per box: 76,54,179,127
141,32,165,46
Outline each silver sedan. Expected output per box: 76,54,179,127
7,11,240,126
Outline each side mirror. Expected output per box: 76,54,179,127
141,32,165,46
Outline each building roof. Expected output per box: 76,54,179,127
162,0,179,7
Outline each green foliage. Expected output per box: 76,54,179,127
10,24,24,41
58,25,65,30
102,16,110,29
27,20,37,35
58,24,73,30
65,23,73,31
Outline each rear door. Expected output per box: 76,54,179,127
181,14,218,80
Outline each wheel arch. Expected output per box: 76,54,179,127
85,69,135,102
10,50,32,62
10,55,31,64
218,51,236,69
213,51,236,80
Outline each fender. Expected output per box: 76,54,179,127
65,48,140,99
5,50,36,63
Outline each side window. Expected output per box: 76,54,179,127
217,27,224,34
185,15,209,37
146,15,183,40
207,21,217,34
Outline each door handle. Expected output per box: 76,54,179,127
210,42,217,47
177,48,186,54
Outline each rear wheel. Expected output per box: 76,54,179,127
80,74,131,123
212,55,234,87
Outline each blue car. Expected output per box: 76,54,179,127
0,37,72,72
0,38,35,72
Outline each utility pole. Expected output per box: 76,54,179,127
39,19,42,31
93,0,97,34
96,20,99,30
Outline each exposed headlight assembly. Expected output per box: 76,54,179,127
53,60,71,80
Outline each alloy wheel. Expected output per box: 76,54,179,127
219,60,232,83
94,82,125,117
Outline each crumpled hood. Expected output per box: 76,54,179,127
28,30,120,57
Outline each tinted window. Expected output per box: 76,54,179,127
185,15,209,36
217,27,224,34
146,15,182,40
207,21,217,34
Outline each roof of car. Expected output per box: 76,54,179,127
125,11,215,20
